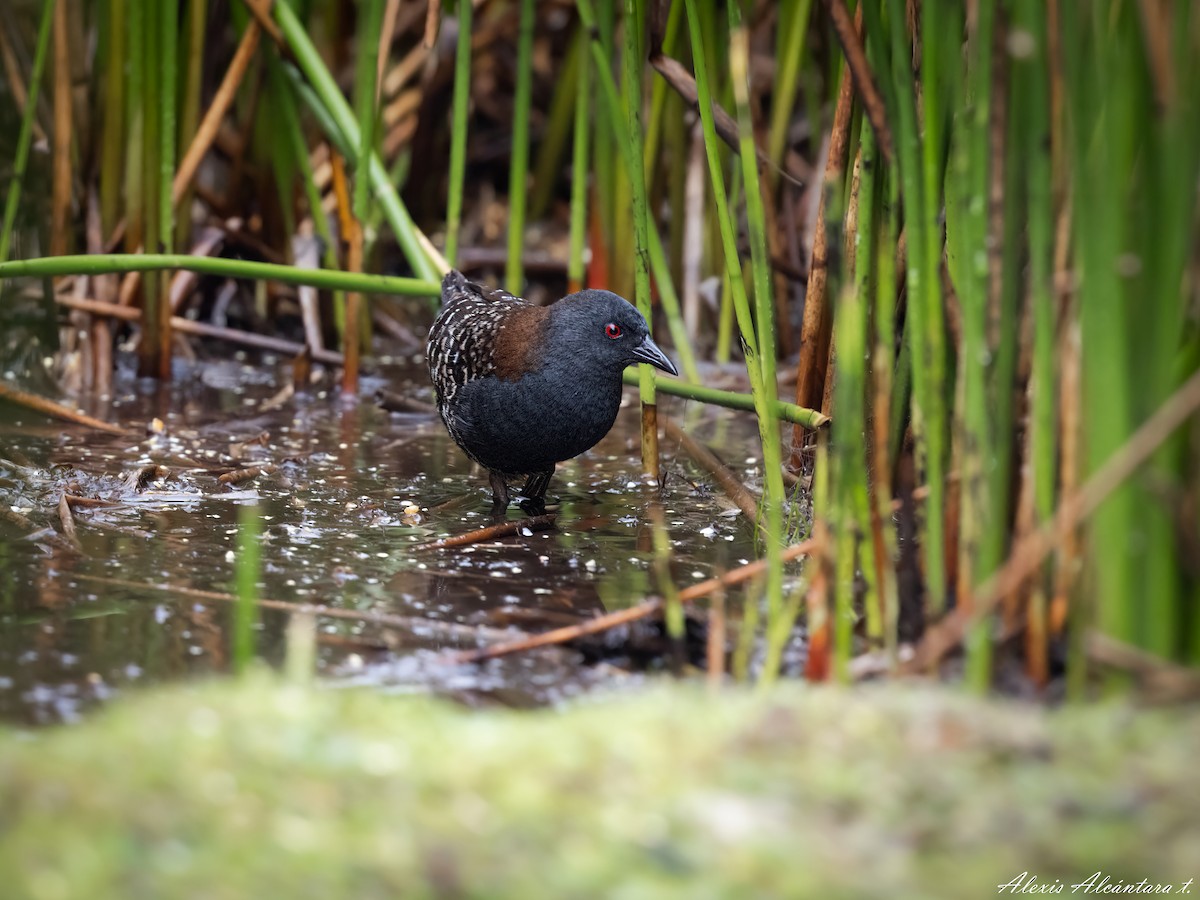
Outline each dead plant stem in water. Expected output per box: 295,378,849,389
71,574,515,646
0,382,126,435
448,539,817,666
419,514,558,551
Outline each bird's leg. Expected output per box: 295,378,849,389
488,470,511,517
517,469,554,516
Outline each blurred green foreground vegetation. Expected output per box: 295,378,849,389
1,677,1197,898
0,0,1198,690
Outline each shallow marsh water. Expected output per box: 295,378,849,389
0,347,777,724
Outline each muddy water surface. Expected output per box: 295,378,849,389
0,354,769,724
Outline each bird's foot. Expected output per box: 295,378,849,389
516,470,554,517
516,496,547,517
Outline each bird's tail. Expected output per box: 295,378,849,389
440,269,471,305
441,269,525,308
436,270,463,294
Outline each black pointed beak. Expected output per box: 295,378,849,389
631,334,679,377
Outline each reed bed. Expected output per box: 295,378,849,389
0,0,1196,693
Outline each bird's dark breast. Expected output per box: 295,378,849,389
442,370,623,476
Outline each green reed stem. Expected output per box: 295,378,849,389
731,582,759,683
873,163,901,665
1014,0,1056,533
281,63,349,156
1062,0,1200,666
843,134,881,655
353,0,385,223
875,0,949,612
646,227,700,383
175,0,207,249
1061,3,1134,659
611,23,635,301
567,21,591,291
99,0,127,235
642,0,683,181
681,0,760,383
715,270,734,363
662,91,686,297
1138,50,1199,663
758,574,808,690
714,168,743,365
621,375,826,431
123,0,144,249
0,0,54,264
681,0,757,363
588,0,617,266
233,501,262,675
272,59,336,262
0,254,439,296
366,152,412,234
767,0,813,173
139,0,165,377
622,0,660,473
140,0,160,253
729,1,787,635
889,312,911,471
178,0,208,155
1128,12,1198,663
805,432,832,679
445,0,473,269
531,30,581,222
275,0,440,282
684,0,792,670
945,0,997,691
270,53,346,333
505,0,535,293
575,0,700,380
158,0,177,253
979,4,1023,688
649,507,684,642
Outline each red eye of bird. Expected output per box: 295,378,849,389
605,323,622,339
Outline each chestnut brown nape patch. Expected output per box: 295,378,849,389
493,305,551,381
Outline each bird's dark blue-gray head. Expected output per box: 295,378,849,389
544,289,679,377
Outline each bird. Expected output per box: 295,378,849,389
427,270,679,516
